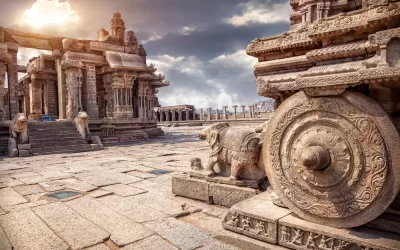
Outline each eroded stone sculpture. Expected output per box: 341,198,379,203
10,113,28,144
199,122,264,181
190,157,204,171
74,111,90,142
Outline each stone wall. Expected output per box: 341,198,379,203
44,81,57,116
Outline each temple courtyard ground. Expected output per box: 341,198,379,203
0,124,283,250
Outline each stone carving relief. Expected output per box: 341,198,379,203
74,111,90,142
199,122,265,181
10,113,29,144
264,91,400,228
224,211,271,241
190,158,204,171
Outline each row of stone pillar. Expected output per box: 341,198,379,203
199,105,257,121
157,108,196,122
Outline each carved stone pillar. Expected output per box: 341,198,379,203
160,110,164,122
83,63,99,118
43,80,57,116
241,105,246,119
207,108,212,121
216,109,219,120
0,62,6,120
56,59,67,119
166,110,170,122
172,109,176,121
29,77,43,120
185,108,190,121
7,47,19,117
192,109,196,120
112,71,135,119
233,105,238,120
222,106,228,120
200,108,204,120
178,109,182,121
62,60,84,119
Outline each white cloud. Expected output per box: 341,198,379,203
20,0,80,29
148,50,260,110
141,33,163,44
179,26,197,36
225,1,291,27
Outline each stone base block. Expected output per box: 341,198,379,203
18,149,31,157
90,144,100,150
90,136,103,150
190,171,260,188
171,175,259,207
172,175,209,202
18,144,31,150
222,192,400,250
8,138,18,157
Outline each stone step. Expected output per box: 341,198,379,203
30,140,89,148
29,136,84,143
31,144,92,154
32,148,94,156
28,127,77,132
29,133,83,140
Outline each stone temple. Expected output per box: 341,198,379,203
0,13,168,155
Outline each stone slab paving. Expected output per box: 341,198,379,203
120,235,179,250
66,196,154,246
0,209,69,250
98,195,168,223
102,184,147,197
0,187,28,208
33,202,110,249
0,125,270,250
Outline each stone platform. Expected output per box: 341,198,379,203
223,192,400,250
172,174,261,207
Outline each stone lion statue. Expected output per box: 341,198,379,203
199,122,265,181
74,111,90,142
10,113,29,144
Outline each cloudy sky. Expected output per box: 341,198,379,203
0,0,291,110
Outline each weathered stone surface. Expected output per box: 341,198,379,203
367,213,400,234
172,175,209,202
18,149,31,157
278,214,400,250
18,175,49,185
144,217,211,250
0,225,12,250
128,192,185,216
0,209,69,250
84,244,110,250
0,187,28,207
33,202,110,249
102,184,146,197
223,192,292,244
13,184,44,196
209,183,258,207
101,170,143,184
126,170,157,179
98,195,167,223
18,144,31,150
43,178,97,192
121,235,179,250
198,241,240,250
66,196,153,246
75,173,120,187
87,189,113,198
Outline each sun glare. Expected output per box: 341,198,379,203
20,0,79,28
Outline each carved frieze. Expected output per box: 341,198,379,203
62,51,106,65
89,41,125,53
306,41,371,62
223,211,276,244
254,55,313,73
373,27,400,45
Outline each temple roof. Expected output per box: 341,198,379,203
105,51,147,70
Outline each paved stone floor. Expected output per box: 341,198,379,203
0,124,280,250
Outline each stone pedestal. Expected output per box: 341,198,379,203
222,192,400,250
172,174,260,208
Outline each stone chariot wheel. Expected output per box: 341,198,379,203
264,91,400,228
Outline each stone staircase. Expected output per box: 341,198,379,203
28,121,93,155
0,124,9,156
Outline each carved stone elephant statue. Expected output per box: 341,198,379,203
199,122,265,181
10,113,29,144
74,111,90,142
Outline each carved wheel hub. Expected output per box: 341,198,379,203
264,91,400,228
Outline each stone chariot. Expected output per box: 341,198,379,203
247,0,400,228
